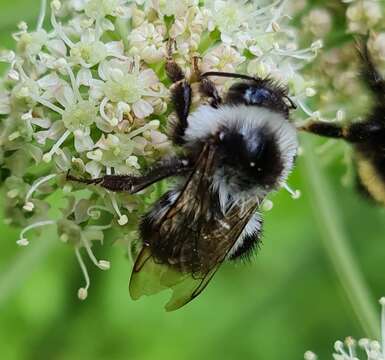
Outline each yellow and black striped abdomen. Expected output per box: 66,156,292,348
356,151,385,205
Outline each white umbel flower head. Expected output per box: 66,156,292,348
0,0,320,300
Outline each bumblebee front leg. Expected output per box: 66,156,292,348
300,121,382,143
192,57,222,108
299,122,349,139
67,157,192,194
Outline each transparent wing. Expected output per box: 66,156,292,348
129,246,217,311
129,198,259,311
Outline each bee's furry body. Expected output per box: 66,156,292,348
140,99,298,269
355,129,385,205
302,42,385,207
68,57,299,310
184,104,297,212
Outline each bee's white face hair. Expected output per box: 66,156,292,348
184,104,298,211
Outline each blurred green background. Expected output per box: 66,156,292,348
1,1,385,359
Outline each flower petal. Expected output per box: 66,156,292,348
74,130,94,152
132,99,153,118
105,41,124,57
77,68,93,87
139,69,159,87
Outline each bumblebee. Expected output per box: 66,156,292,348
68,49,298,311
301,42,385,205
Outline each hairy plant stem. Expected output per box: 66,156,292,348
302,136,379,339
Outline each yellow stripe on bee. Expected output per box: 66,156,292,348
356,154,385,205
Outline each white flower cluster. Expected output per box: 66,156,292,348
346,0,383,35
304,298,385,360
0,0,319,299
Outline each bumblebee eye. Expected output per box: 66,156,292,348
245,88,271,105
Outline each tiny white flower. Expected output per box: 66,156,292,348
202,43,246,75
84,0,132,19
128,21,167,64
302,8,332,38
206,0,250,44
346,0,383,34
368,33,385,62
15,29,49,59
97,58,166,120
151,0,199,18
70,30,125,68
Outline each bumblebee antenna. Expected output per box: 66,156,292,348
201,71,258,82
284,95,297,110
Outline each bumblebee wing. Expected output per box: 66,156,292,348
129,197,259,311
129,246,216,311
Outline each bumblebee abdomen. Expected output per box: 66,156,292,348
356,151,385,205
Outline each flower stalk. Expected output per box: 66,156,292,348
302,136,379,339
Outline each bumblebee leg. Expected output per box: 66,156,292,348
165,41,192,145
192,56,222,108
299,122,349,139
300,121,383,143
67,157,192,194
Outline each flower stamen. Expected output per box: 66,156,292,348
24,174,57,210
42,129,71,162
87,205,113,220
75,247,90,300
37,0,47,31
109,192,128,226
17,220,56,246
283,183,301,199
64,63,83,103
128,120,160,139
50,3,74,48
80,235,110,270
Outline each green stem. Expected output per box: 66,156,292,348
301,136,379,339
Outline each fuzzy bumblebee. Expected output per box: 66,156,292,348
301,41,385,206
68,49,298,311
